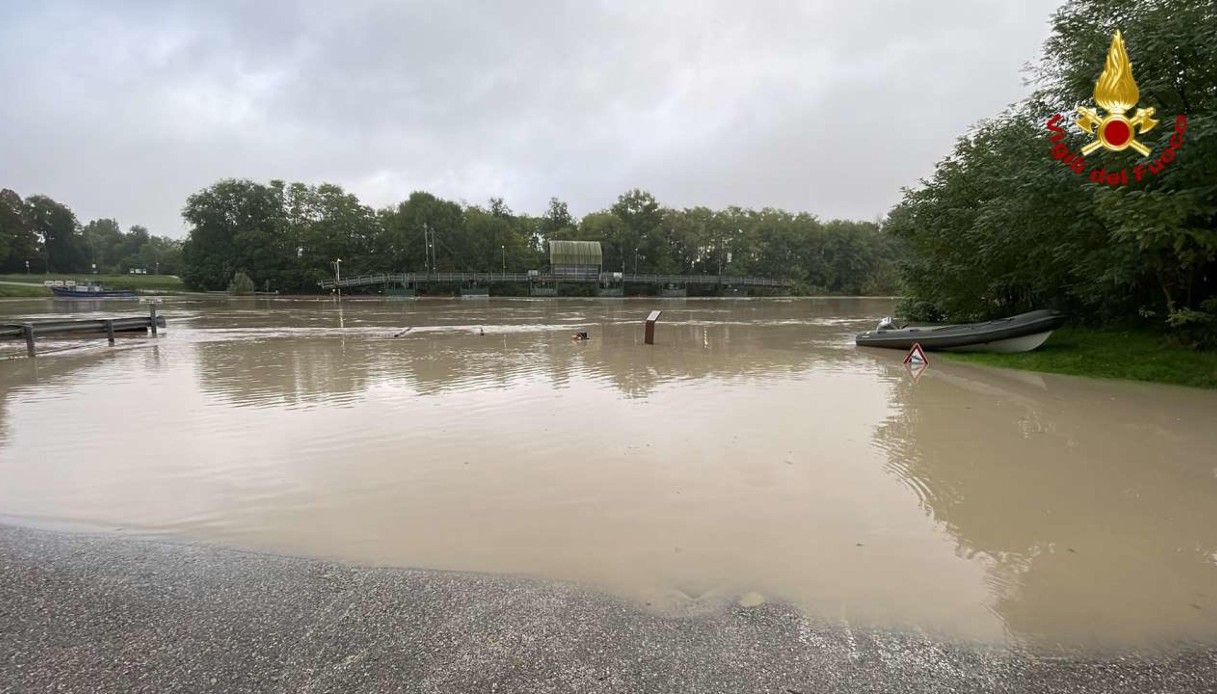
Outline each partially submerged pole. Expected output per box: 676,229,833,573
644,310,661,345
141,297,163,336
105,320,115,346
22,323,34,358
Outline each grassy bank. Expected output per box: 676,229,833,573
0,284,52,297
0,274,184,292
943,327,1217,389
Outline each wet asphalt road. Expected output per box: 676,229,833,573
0,524,1214,693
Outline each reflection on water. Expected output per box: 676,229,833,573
0,298,1215,653
874,362,1217,650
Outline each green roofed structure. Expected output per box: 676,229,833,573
549,240,603,281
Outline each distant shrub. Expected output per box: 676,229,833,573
227,271,255,295
1166,304,1217,350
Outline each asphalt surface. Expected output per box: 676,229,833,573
1,524,1214,693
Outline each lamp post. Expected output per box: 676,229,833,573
501,244,506,272
333,258,342,299
25,260,30,274
634,247,639,275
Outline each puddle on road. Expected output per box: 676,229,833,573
1,297,1215,653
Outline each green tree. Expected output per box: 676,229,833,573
0,189,38,273
181,179,284,290
25,195,85,273
540,197,575,241
888,0,1217,336
81,218,123,272
610,189,663,273
378,191,464,273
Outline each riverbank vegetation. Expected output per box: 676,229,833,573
944,328,1217,390
0,189,182,277
0,284,51,298
887,0,1217,349
179,182,902,295
0,274,184,292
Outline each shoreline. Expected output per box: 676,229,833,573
1,523,1214,692
941,327,1217,390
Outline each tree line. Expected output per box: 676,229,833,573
0,188,182,276
180,180,902,295
886,0,1217,345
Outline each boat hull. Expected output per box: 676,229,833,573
855,309,1065,353
51,288,137,299
937,329,1054,353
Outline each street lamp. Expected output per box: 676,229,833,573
25,260,30,274
501,244,506,272
333,258,342,299
634,247,639,275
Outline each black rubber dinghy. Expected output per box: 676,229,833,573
855,309,1066,353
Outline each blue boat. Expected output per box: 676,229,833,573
50,282,137,300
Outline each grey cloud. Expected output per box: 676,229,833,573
0,0,1062,237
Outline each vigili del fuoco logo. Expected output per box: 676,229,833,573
1045,31,1187,186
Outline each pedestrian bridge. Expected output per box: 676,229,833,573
319,272,791,290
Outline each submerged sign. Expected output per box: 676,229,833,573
1044,31,1187,186
903,343,928,366
903,342,928,381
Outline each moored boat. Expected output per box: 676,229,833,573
50,282,137,299
855,309,1065,353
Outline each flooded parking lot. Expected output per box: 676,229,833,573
1,297,1214,653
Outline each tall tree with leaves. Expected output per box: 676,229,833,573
887,0,1217,341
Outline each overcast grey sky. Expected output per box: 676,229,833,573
1,0,1063,238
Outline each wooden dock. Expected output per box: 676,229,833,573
1,315,166,357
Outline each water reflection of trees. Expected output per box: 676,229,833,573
190,317,864,408
874,362,1217,648
195,338,375,409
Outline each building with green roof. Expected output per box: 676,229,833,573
549,240,603,281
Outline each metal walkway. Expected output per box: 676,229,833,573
319,272,791,290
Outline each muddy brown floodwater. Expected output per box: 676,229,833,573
1,297,1215,653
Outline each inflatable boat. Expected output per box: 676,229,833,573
855,309,1065,353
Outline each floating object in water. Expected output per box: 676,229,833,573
393,327,413,338
572,331,589,341
855,309,1065,353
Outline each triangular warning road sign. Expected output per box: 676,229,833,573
903,342,928,367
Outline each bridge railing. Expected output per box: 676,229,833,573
320,272,791,289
